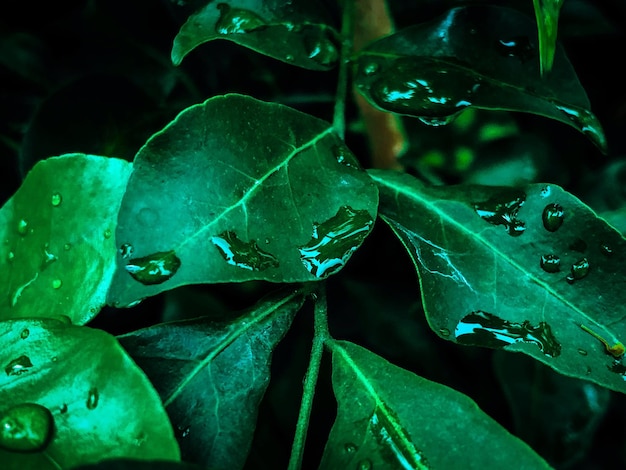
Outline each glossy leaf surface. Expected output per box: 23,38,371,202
0,318,180,470
321,341,550,469
172,0,340,70
371,169,626,394
532,0,564,75
0,154,131,324
117,288,304,469
108,94,377,306
353,5,606,152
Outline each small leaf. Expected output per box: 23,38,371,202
370,169,626,394
532,0,564,75
353,5,606,152
172,0,340,70
117,288,304,469
0,154,132,324
321,341,550,469
107,94,377,306
0,318,180,469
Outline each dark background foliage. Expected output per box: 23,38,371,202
2,0,625,468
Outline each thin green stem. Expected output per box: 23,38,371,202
287,284,329,470
333,0,354,139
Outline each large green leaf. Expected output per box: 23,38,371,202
370,169,626,394
532,0,564,76
0,154,132,324
0,318,180,469
107,94,377,306
353,5,606,152
321,341,550,469
117,287,304,469
172,0,340,70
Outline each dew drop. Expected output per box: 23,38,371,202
7,251,14,262
63,243,72,251
333,144,359,168
542,203,564,232
299,206,374,278
4,355,33,376
566,258,589,284
17,219,29,236
59,404,68,414
212,232,279,271
540,186,551,198
125,250,181,285
540,254,560,273
578,348,588,356
344,442,357,454
553,104,607,153
0,403,54,452
41,248,58,271
357,459,372,470
600,242,613,257
120,243,134,259
305,30,339,67
215,3,267,35
361,61,380,76
439,328,450,337
177,425,191,439
51,279,62,289
51,193,62,207
285,54,294,61
496,36,534,62
103,229,112,239
86,388,99,410
473,189,526,236
20,329,29,340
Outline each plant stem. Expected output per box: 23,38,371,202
333,0,354,139
287,284,329,470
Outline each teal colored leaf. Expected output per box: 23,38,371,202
353,5,606,152
532,0,564,75
0,318,180,470
107,94,377,306
321,341,551,469
0,154,132,324
370,169,626,394
117,288,304,469
172,0,340,70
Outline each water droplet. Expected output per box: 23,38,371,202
7,251,14,262
103,229,112,239
333,144,359,168
120,243,134,259
63,243,72,251
344,442,357,454
368,408,427,468
599,242,613,257
455,311,561,357
357,459,372,470
59,404,68,414
578,348,588,356
299,206,374,278
125,250,181,285
285,54,294,61
473,189,526,236
177,425,191,438
17,219,29,236
215,3,267,35
4,355,33,376
212,232,279,271
566,258,589,284
305,30,339,67
540,186,551,198
41,248,57,271
361,61,380,76
540,254,560,273
0,403,54,452
439,328,450,337
51,193,62,207
553,104,607,153
496,36,534,62
51,279,62,289
542,203,564,232
20,329,29,339
86,388,99,410
51,356,57,362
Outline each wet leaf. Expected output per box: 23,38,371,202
0,154,132,324
0,318,179,469
353,5,606,152
117,288,304,469
108,94,377,306
370,169,626,394
494,351,609,467
532,0,564,75
321,341,550,469
172,0,340,70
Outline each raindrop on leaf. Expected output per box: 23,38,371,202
0,403,54,453
542,203,564,232
125,250,181,285
214,3,266,35
4,355,33,376
540,254,560,273
86,388,99,410
51,193,62,207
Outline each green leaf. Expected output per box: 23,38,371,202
0,318,180,470
0,154,132,324
532,0,564,76
321,340,551,469
107,94,377,306
172,0,340,70
117,287,304,469
353,5,606,152
370,169,626,394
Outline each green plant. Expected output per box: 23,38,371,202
1,0,625,468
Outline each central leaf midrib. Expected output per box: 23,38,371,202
370,172,598,328
175,127,334,252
